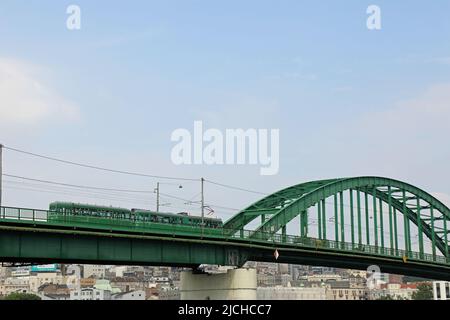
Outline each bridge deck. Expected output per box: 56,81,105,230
1,206,448,273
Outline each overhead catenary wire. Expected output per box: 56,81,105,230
3,183,230,217
1,145,266,211
3,173,434,217
2,178,436,251
3,145,278,197
3,146,437,253
2,173,239,212
3,174,239,218
3,174,152,193
2,182,203,213
3,145,435,206
2,179,155,201
3,145,441,222
3,172,439,218
204,179,270,196
3,184,157,206
3,145,198,182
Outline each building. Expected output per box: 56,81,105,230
304,274,342,283
158,286,180,300
433,281,450,300
28,272,66,292
277,264,289,274
38,284,70,300
0,266,7,278
94,279,121,294
387,283,417,300
70,288,111,300
83,265,106,279
112,290,146,300
347,270,367,278
256,262,278,275
66,265,82,278
326,281,367,300
111,266,128,278
311,266,336,274
0,277,30,295
11,267,31,277
369,283,418,300
80,278,96,288
257,274,292,287
110,277,146,292
145,286,160,300
257,287,327,300
388,274,404,284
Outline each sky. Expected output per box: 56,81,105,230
0,1,449,227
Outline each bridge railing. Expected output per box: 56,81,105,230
0,206,48,222
0,205,448,266
222,227,448,265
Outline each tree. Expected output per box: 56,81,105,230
411,283,433,300
377,294,395,300
376,294,408,300
2,292,41,300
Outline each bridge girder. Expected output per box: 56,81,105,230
224,176,450,259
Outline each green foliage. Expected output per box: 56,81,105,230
376,294,407,300
402,276,429,283
411,283,433,300
2,292,41,300
377,294,395,300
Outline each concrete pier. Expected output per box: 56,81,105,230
180,268,257,300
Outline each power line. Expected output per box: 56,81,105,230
3,145,276,198
3,183,229,218
3,185,157,206
2,183,198,212
3,145,198,182
205,203,239,212
187,191,202,202
5,146,437,221
3,173,239,212
205,179,269,196
158,191,238,211
3,174,152,193
159,191,194,203
8,173,438,218
3,180,153,202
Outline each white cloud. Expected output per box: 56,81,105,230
361,83,450,136
310,83,450,191
0,58,80,126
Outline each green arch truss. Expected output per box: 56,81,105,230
224,177,450,261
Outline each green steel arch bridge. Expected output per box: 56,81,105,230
1,176,449,280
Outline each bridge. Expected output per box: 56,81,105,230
1,176,449,281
